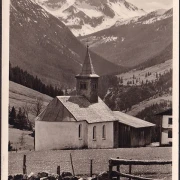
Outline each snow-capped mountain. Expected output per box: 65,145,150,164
10,0,123,88
79,8,173,67
115,8,173,26
35,0,146,36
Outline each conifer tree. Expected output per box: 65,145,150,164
9,106,16,125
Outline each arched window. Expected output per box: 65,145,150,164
102,125,106,139
78,124,82,139
93,126,96,140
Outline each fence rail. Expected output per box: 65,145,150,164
109,158,172,166
108,158,172,180
114,172,159,180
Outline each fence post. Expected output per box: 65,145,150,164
70,153,75,176
90,159,93,177
129,164,132,180
34,135,35,150
116,157,120,180
57,166,60,176
23,155,27,175
108,160,113,180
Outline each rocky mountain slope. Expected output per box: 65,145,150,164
10,0,123,88
80,8,173,68
35,0,146,36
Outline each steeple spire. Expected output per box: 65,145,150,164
75,45,100,103
80,45,96,76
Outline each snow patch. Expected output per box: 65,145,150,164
121,37,125,42
27,17,31,22
57,24,62,29
102,36,118,43
41,9,49,18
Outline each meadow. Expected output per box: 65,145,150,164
9,147,172,179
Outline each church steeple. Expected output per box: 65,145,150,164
80,45,95,75
75,45,99,103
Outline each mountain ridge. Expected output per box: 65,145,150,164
36,0,146,36
10,0,123,88
79,8,172,68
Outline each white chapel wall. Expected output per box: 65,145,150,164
35,121,88,151
87,121,114,149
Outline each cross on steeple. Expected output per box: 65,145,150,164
86,39,89,48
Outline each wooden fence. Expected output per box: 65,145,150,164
22,154,93,177
108,157,172,180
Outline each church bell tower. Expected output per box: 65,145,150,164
75,45,99,103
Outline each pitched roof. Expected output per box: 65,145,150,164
36,96,117,123
156,109,172,116
113,111,155,128
36,96,155,128
76,46,99,78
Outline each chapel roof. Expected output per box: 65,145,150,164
155,108,172,116
113,111,155,128
36,96,116,123
36,96,155,128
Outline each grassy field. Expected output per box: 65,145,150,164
127,94,172,116
9,127,34,151
9,147,172,179
117,59,172,86
9,81,52,121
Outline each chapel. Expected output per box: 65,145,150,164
35,46,155,150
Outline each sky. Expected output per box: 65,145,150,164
127,0,173,12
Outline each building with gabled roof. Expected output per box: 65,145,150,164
35,46,155,150
156,109,172,146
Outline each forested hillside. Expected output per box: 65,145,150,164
103,69,172,112
9,64,63,97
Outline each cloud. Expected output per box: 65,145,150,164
127,0,173,12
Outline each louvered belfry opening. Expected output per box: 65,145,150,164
75,45,99,103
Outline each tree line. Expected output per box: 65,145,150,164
9,63,64,97
9,106,32,131
104,69,172,112
9,97,44,130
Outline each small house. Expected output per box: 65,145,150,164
157,109,172,146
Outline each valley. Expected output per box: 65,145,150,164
8,0,173,152
79,9,172,67
10,0,122,88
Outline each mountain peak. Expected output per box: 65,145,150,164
36,0,146,36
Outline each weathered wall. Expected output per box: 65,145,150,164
113,121,119,148
161,115,172,145
119,124,131,148
118,124,152,147
87,122,114,149
131,128,151,147
35,121,88,151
